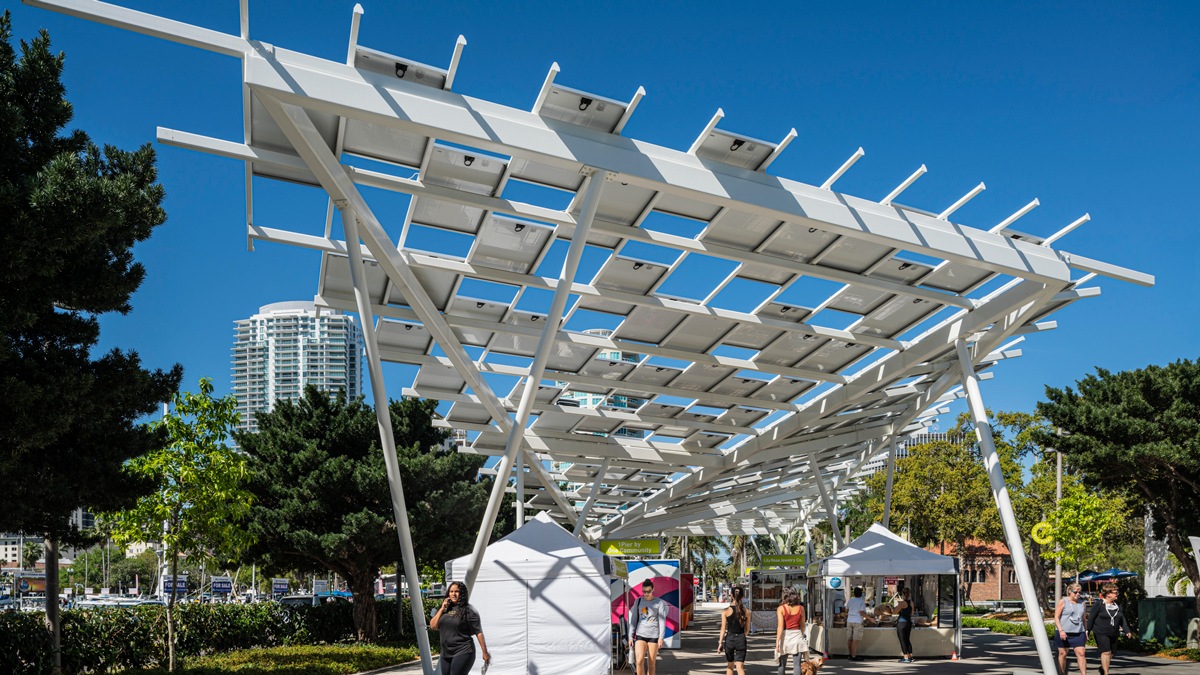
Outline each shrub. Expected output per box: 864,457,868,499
0,598,441,675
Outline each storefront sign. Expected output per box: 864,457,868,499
607,556,628,578
599,539,660,555
761,554,806,567
272,578,290,594
827,576,843,589
211,576,233,594
885,576,899,585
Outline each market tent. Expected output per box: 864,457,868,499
1064,568,1139,583
445,511,613,675
817,523,957,576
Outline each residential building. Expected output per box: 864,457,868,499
556,329,647,440
858,432,967,477
231,301,363,433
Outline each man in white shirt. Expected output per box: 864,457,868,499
846,587,868,661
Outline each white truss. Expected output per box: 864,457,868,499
27,3,1153,673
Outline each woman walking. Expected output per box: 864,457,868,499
775,588,808,675
1054,583,1088,675
894,587,914,663
629,580,669,675
1087,583,1133,675
717,586,750,675
430,581,490,675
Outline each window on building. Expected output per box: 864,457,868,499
979,569,987,582
1008,570,1016,584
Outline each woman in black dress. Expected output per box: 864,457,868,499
431,581,491,675
1087,583,1132,675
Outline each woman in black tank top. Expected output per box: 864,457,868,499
718,586,749,675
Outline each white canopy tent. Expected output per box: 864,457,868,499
445,511,614,675
818,523,956,576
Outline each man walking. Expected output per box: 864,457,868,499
846,587,868,661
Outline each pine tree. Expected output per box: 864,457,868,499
1034,359,1200,619
234,386,497,642
0,13,181,673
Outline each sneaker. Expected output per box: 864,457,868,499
897,658,913,663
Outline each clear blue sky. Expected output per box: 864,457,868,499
10,0,1197,433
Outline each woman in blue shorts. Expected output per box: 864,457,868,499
1054,583,1088,674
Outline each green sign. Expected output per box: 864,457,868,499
599,539,661,555
761,554,806,567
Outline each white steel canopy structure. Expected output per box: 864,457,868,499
28,2,1154,673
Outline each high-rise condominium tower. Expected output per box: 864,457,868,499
231,301,363,433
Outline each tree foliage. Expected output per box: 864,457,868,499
104,378,252,671
1033,359,1200,616
1038,490,1127,579
234,386,495,642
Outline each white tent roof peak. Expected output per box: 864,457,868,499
817,523,956,576
446,511,609,583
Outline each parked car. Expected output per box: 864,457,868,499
279,594,348,608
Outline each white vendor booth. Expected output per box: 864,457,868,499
446,512,624,675
811,524,961,659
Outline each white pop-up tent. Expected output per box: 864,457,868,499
813,523,960,658
445,511,617,675
817,523,957,576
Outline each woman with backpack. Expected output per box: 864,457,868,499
717,585,750,675
1087,583,1133,675
628,579,669,675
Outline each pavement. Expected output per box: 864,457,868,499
368,606,1196,674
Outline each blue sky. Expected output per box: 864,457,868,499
10,0,1198,438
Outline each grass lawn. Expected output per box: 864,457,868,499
144,643,432,674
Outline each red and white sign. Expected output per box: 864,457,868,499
885,577,899,585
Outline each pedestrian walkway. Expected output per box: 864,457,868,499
368,606,1196,674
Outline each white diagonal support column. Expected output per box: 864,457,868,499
808,450,845,551
340,205,434,675
252,92,581,527
883,435,898,529
464,169,607,588
574,458,612,538
956,338,1056,675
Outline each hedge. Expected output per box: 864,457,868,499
962,616,1150,652
0,598,441,675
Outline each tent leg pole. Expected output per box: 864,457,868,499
574,458,612,538
809,451,844,550
341,205,434,675
956,339,1056,675
464,170,608,589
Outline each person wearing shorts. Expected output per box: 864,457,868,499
1087,583,1132,675
717,586,750,675
629,580,669,675
845,587,868,661
1055,583,1088,674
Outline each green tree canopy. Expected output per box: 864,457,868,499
105,378,252,671
235,386,497,642
1033,359,1200,617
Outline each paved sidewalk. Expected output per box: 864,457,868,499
368,607,1196,674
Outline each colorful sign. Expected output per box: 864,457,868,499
619,560,682,649
211,576,233,594
16,572,46,593
761,554,806,567
599,539,661,556
313,579,329,595
272,578,290,594
608,556,628,579
828,576,843,589
885,576,899,585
